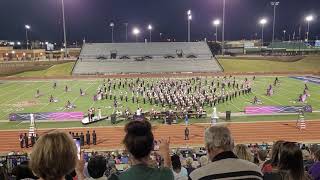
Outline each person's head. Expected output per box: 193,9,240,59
302,149,310,161
87,155,107,179
12,161,38,179
199,156,209,167
270,140,285,168
257,149,268,162
310,144,319,160
204,126,234,160
314,149,320,162
234,144,253,162
278,142,305,180
123,120,154,160
171,154,181,171
185,157,193,168
30,131,77,180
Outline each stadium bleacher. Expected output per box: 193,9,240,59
72,42,223,75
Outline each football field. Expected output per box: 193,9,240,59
0,76,319,129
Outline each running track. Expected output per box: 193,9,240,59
1,120,320,153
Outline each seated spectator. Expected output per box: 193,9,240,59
189,126,263,180
234,144,254,162
171,154,188,180
12,161,38,180
257,149,268,169
309,149,320,180
264,141,311,180
117,120,173,180
305,144,319,171
87,155,108,180
185,157,195,175
199,156,209,167
0,165,8,180
262,140,284,173
30,131,78,180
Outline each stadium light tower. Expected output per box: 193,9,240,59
283,30,286,41
25,25,31,50
148,24,153,42
132,27,140,42
305,15,314,41
222,0,226,56
61,0,68,57
259,18,267,46
271,1,279,45
187,10,192,42
110,22,115,43
213,19,220,42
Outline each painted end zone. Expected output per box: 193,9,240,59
9,112,84,121
291,76,320,85
245,105,312,114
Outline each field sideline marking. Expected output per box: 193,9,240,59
1,119,320,132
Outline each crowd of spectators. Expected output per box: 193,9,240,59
1,121,320,180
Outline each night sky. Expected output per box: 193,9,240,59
0,0,319,43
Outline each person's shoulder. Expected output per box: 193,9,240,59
157,167,174,179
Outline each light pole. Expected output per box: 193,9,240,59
222,0,226,56
259,18,267,47
132,27,140,42
187,10,192,42
148,24,153,42
124,23,128,42
305,15,314,42
61,0,68,57
271,2,279,43
213,19,220,42
24,25,31,50
283,30,286,41
110,22,115,43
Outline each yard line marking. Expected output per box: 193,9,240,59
0,83,48,105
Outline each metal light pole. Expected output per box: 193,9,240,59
271,2,279,44
110,22,115,43
305,15,314,42
259,18,267,47
61,0,68,57
222,0,226,56
148,24,153,42
25,25,31,50
125,23,128,42
283,30,286,41
213,19,220,42
187,10,192,42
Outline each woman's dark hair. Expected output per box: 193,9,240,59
270,140,285,168
278,142,305,180
12,161,38,180
87,155,107,178
171,154,182,171
123,120,154,159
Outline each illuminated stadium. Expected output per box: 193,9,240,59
0,0,320,179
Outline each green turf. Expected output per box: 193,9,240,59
10,62,75,77
0,76,319,130
218,56,320,73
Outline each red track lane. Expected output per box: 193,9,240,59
0,120,320,153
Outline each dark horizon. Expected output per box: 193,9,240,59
0,0,319,43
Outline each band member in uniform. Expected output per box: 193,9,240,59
80,132,84,146
53,82,57,89
24,133,29,148
184,127,190,140
19,133,24,148
31,134,36,147
86,130,90,145
92,130,97,145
